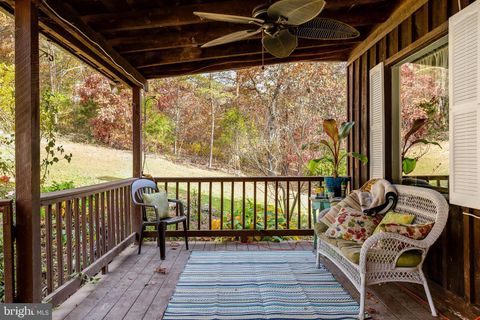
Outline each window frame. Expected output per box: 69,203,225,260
390,36,449,183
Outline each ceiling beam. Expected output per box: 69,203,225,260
82,0,392,33
141,49,350,78
110,24,370,54
348,0,429,64
38,0,147,88
127,41,358,68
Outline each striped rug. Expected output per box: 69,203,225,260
163,251,363,319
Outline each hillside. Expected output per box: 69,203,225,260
46,139,231,188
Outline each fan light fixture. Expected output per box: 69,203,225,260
194,0,360,58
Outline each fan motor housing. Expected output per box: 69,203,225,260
252,4,269,20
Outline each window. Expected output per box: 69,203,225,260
392,37,449,194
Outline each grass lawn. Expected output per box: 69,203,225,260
46,138,231,187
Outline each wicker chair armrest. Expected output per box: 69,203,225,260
359,232,428,273
168,199,185,215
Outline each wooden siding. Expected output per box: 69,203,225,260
346,0,480,311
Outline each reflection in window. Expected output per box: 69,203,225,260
398,43,449,193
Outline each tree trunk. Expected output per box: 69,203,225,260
208,74,215,168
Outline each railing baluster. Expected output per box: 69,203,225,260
286,181,290,229
81,197,87,269
101,192,107,257
264,181,268,230
187,182,190,230
308,181,312,229
253,181,257,231
95,194,100,260
115,188,121,244
46,204,53,294
110,189,116,247
274,181,278,230
231,182,234,230
208,181,212,230
88,195,94,264
119,188,124,241
197,182,201,230
126,186,131,235
175,182,179,215
242,181,246,229
297,180,301,230
107,190,112,251
220,182,224,230
2,200,15,302
66,200,73,277
55,202,63,286
74,198,81,273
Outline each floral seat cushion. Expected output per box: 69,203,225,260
325,207,382,243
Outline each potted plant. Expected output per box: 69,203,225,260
307,119,367,196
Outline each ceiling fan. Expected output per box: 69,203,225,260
193,0,360,58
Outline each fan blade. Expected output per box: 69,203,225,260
193,12,264,24
293,18,360,40
201,29,263,48
267,0,325,26
262,29,298,58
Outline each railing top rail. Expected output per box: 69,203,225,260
403,175,449,179
40,178,136,206
153,176,330,183
0,199,13,206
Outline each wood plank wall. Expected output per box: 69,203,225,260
346,0,480,309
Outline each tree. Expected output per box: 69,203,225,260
74,74,133,149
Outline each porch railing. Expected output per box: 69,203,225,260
0,199,14,303
403,175,449,194
2,175,326,306
151,176,325,239
39,178,136,305
1,178,137,305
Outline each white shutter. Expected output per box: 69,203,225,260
449,1,480,209
369,62,385,179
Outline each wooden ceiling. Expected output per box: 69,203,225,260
0,0,402,86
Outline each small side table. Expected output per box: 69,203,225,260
310,196,331,249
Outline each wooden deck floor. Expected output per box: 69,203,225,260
53,240,457,320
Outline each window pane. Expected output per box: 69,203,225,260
399,44,449,194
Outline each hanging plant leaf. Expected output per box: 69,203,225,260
402,157,417,175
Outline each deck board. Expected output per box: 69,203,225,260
54,240,452,320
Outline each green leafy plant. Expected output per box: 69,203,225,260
307,119,367,177
402,118,441,174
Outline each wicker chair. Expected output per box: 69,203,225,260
131,179,188,260
316,185,449,319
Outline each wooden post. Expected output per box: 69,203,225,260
15,0,42,302
132,86,142,241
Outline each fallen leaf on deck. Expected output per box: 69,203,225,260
154,267,167,274
366,307,377,314
170,242,180,247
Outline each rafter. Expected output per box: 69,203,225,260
81,0,393,33
110,24,370,54
127,41,359,68
38,0,147,87
141,49,350,78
